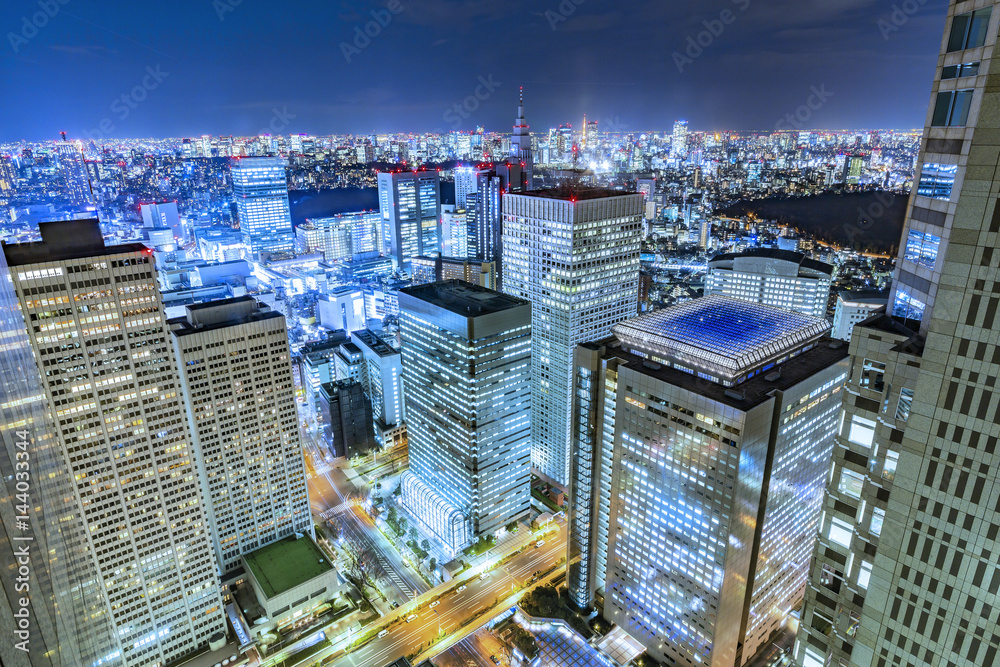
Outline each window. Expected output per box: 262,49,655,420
858,560,873,589
932,89,975,127
941,62,980,79
904,229,941,269
896,388,914,421
860,359,886,392
947,8,992,52
839,469,865,499
802,648,825,667
829,516,853,548
848,415,876,448
917,163,958,200
893,289,927,321
870,507,885,537
882,450,899,482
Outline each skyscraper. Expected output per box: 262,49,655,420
672,119,689,158
797,3,1000,666
568,296,848,666
56,140,93,204
705,248,833,318
510,88,534,189
502,187,644,486
231,156,295,256
399,281,531,553
352,329,406,449
140,201,182,241
169,297,312,574
377,169,442,268
2,220,225,667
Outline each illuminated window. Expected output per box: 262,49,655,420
860,359,886,392
917,164,958,200
838,469,865,499
802,648,824,667
896,388,914,421
828,516,853,548
848,415,876,448
904,230,941,269
870,507,885,537
858,560,873,589
882,450,899,482
892,290,927,321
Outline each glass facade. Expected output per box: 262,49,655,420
916,163,958,200
231,157,294,255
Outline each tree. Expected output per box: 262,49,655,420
421,539,430,553
506,520,518,533
429,557,437,572
409,527,418,543
398,516,408,537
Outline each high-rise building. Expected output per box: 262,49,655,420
454,166,479,216
2,220,226,667
377,169,441,268
705,248,833,318
568,296,848,666
320,379,377,459
510,88,534,189
441,205,468,258
0,237,122,667
296,217,353,263
56,140,93,204
797,4,1000,666
672,119,689,158
352,329,406,449
502,187,644,486
399,281,531,553
0,154,17,204
231,156,294,256
169,297,312,574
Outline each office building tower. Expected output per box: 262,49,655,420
797,4,1000,666
568,296,848,666
317,288,366,334
502,187,644,486
830,291,888,342
410,256,438,286
454,166,479,215
377,169,441,268
56,140,93,204
672,119,689,157
320,379,377,459
0,154,16,199
441,205,468,258
636,177,656,220
231,157,294,256
699,219,713,250
334,341,363,382
352,329,406,449
0,240,121,667
349,210,382,255
300,336,350,422
399,281,531,553
169,297,312,574
296,217,353,263
140,201,182,241
3,220,225,667
510,88,534,189
705,248,833,318
440,257,497,290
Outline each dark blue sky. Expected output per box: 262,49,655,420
1,0,949,141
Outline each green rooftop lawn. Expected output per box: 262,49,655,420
244,535,332,599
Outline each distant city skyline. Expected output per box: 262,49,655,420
3,0,948,140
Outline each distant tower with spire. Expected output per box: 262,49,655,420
510,87,533,189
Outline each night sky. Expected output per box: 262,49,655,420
1,0,949,141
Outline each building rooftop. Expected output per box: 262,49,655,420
708,247,833,276
352,329,399,357
170,296,282,337
612,295,830,381
400,280,528,317
520,186,637,201
243,535,332,599
838,290,890,305
2,219,149,267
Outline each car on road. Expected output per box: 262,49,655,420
429,600,440,608
406,614,417,623
378,629,389,638
535,539,545,548
479,572,490,581
490,655,500,665
457,585,467,593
